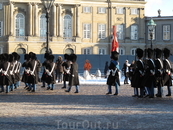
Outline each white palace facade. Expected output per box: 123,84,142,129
0,0,146,55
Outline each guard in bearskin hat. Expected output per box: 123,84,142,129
106,51,120,95
142,48,156,98
131,48,144,98
62,54,70,89
21,54,30,89
41,52,50,88
27,52,39,92
65,54,80,93
162,48,172,96
45,54,56,90
154,48,164,97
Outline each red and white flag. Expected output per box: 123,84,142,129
111,26,119,52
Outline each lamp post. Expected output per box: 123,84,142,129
147,18,156,49
41,0,55,54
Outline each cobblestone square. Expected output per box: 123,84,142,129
0,82,173,130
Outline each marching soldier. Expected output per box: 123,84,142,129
154,48,164,97
131,48,144,97
142,48,156,98
44,54,56,90
163,48,172,96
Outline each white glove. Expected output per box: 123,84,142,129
10,71,13,75
3,71,7,76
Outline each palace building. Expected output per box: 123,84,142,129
0,0,146,55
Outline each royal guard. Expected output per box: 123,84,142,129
21,54,30,89
45,54,56,90
41,52,50,88
154,48,164,97
163,48,172,96
131,48,144,97
62,54,70,89
65,54,80,93
142,48,156,98
106,51,120,95
27,52,39,92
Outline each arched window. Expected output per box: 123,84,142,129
131,48,136,56
65,48,74,54
40,14,46,38
63,15,72,40
40,48,52,54
15,13,25,37
119,48,125,55
17,48,26,54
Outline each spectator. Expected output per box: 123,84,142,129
122,60,130,84
55,56,64,83
84,59,92,72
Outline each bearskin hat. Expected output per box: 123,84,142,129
111,51,119,61
154,48,162,58
24,54,30,60
70,54,77,62
64,54,69,60
136,48,143,59
12,52,18,61
163,48,170,59
49,54,54,61
2,53,9,61
44,52,50,59
9,54,14,62
147,48,153,58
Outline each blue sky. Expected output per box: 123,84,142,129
145,0,173,16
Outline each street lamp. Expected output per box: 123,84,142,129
41,0,55,54
147,18,156,49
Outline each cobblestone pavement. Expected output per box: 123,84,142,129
0,82,173,130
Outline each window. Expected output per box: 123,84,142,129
0,21,3,37
163,25,170,40
116,25,123,40
148,28,155,40
131,25,138,40
131,48,136,55
83,7,91,13
116,7,123,14
0,47,3,54
99,48,106,55
131,8,137,15
83,24,91,39
17,48,26,54
0,3,2,9
98,24,106,39
119,48,125,55
83,48,91,54
63,15,72,39
98,7,106,13
15,13,25,37
40,14,46,37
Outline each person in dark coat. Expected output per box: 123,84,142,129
106,51,120,95
129,60,135,83
8,54,15,91
131,48,144,97
65,54,80,93
27,52,39,92
21,54,30,89
142,48,156,98
122,60,130,84
62,54,70,89
45,54,56,90
41,52,50,88
154,48,164,97
162,48,172,96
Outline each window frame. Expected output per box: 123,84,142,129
83,6,91,13
98,7,106,14
116,7,123,14
163,25,171,41
40,13,46,38
116,24,123,40
98,48,106,55
15,13,25,37
83,48,91,55
0,21,3,37
83,23,91,39
119,48,125,55
131,25,138,40
131,48,136,56
98,24,106,39
131,8,138,15
0,3,2,10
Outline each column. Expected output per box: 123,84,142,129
34,3,38,36
52,3,56,36
10,2,14,36
75,5,80,37
57,4,62,37
28,3,32,36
